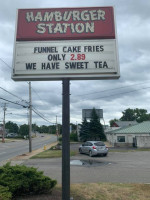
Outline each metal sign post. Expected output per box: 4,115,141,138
62,78,70,200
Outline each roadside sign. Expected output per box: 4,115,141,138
82,109,103,120
16,7,115,41
12,7,120,81
13,39,119,80
12,7,120,200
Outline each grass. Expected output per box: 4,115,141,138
53,183,150,200
109,148,150,152
31,146,150,159
17,183,150,199
31,149,77,159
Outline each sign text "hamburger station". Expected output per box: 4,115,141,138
26,9,106,34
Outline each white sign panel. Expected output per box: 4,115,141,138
12,39,119,81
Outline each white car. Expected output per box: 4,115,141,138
7,133,18,138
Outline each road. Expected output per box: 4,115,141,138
0,134,57,163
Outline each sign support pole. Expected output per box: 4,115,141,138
29,81,32,152
62,78,70,200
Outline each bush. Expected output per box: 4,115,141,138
0,163,57,198
0,185,12,200
58,136,62,142
58,134,78,142
70,133,78,142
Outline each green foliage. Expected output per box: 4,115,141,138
38,125,62,135
4,121,63,136
120,108,150,122
5,121,19,134
0,162,57,198
0,185,12,200
110,108,150,125
79,118,90,142
58,136,62,142
70,133,78,142
32,123,40,133
109,118,118,127
70,123,77,132
19,124,29,136
58,132,78,142
80,108,106,141
90,108,106,141
39,125,49,133
48,125,56,134
120,108,136,121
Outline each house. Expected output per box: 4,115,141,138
106,121,150,148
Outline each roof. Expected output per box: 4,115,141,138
113,121,138,127
107,121,150,134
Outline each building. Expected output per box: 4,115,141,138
111,121,138,128
106,121,150,148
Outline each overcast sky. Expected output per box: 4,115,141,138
0,0,150,126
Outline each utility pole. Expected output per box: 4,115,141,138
29,82,32,152
56,115,59,141
2,103,7,143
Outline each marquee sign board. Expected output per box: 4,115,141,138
82,109,103,120
12,7,120,81
16,7,115,41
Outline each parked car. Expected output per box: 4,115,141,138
79,141,108,157
6,133,18,138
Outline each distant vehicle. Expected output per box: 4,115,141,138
79,141,108,157
6,133,18,138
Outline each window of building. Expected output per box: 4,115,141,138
117,136,125,142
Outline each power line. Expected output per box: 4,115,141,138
72,86,150,103
0,58,56,124
32,107,56,124
32,106,56,124
0,97,28,108
31,86,44,103
0,58,11,69
31,86,59,124
0,86,29,104
72,80,150,97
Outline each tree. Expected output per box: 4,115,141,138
39,125,49,133
134,108,150,122
32,123,40,133
120,108,150,122
70,123,77,132
79,118,90,142
109,118,118,127
19,124,29,136
89,108,106,141
48,125,56,134
5,121,19,133
120,108,136,121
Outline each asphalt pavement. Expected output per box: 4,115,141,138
21,143,150,184
0,134,57,164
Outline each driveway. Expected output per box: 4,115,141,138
22,143,150,184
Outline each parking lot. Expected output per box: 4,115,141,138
22,143,150,184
